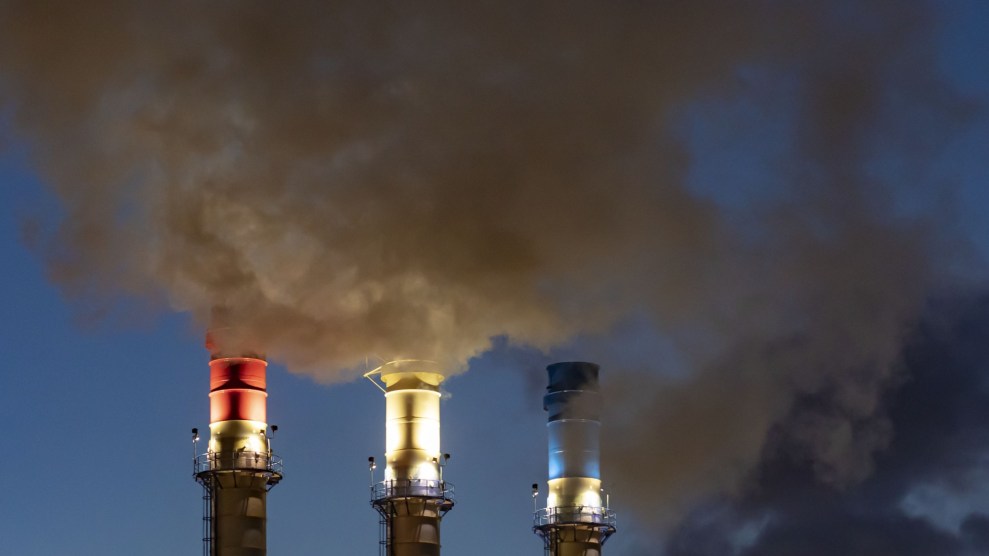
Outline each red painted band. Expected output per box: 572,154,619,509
210,357,267,391
210,389,268,423
209,357,268,423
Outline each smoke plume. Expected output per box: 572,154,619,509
0,0,982,549
0,1,885,372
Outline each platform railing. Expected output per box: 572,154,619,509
371,478,455,502
194,451,283,475
534,505,617,528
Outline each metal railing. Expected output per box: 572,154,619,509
534,506,617,528
194,451,283,475
371,478,455,502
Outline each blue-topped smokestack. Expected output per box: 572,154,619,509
545,362,601,481
534,362,616,556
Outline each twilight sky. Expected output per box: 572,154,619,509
2,1,989,555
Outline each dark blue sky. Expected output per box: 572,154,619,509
2,2,989,555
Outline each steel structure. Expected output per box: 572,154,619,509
534,362,616,556
366,360,455,556
193,331,282,556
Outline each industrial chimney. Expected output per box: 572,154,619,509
533,362,616,556
366,360,455,556
192,325,283,556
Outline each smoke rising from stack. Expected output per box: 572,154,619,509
0,0,981,550
0,1,856,372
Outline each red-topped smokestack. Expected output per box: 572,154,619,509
194,317,283,556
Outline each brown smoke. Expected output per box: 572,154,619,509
0,1,784,375
0,0,976,540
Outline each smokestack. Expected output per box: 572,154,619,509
193,325,283,556
534,362,616,556
366,360,455,556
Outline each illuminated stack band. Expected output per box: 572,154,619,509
534,362,615,556
368,361,455,556
195,347,282,556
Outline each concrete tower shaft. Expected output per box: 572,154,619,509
368,361,455,556
535,362,616,556
194,338,282,556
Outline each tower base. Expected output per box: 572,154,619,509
371,479,455,556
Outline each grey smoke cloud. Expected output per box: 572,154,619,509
656,295,989,555
596,1,981,537
0,0,979,547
